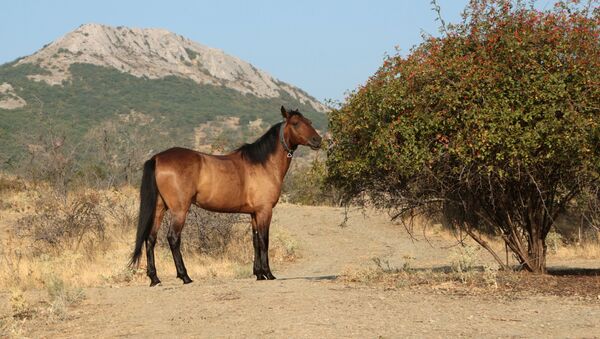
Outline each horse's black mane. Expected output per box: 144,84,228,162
237,110,302,164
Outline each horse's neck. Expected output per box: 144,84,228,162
267,143,293,183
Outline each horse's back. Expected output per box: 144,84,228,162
155,147,200,164
154,147,204,179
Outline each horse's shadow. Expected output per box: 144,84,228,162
277,275,338,281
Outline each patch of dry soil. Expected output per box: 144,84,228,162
20,204,600,338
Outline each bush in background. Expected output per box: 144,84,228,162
17,191,106,256
327,0,599,273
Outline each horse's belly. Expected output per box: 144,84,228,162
194,183,279,213
195,198,247,213
194,185,249,213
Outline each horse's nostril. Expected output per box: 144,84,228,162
310,136,322,148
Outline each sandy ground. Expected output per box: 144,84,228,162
12,204,600,338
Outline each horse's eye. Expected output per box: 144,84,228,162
292,122,299,127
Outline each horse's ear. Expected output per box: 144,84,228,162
281,106,289,119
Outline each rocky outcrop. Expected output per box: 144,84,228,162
0,83,26,109
17,23,326,112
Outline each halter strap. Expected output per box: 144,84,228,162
279,121,294,158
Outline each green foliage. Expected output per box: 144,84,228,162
184,47,199,60
327,0,599,272
0,62,326,169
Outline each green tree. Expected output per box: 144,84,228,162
327,0,599,273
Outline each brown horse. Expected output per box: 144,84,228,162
130,106,322,286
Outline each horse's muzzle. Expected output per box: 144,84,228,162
309,135,322,150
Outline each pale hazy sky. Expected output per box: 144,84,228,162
0,1,556,102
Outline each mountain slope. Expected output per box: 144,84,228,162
17,23,326,112
0,24,327,168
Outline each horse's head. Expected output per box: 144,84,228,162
281,106,322,150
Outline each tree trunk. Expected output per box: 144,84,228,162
502,219,548,274
526,234,547,274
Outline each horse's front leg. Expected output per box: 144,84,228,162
250,214,262,279
253,209,276,280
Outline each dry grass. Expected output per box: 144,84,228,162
340,258,500,293
552,240,600,260
420,221,600,265
0,174,297,290
0,173,298,334
340,258,600,299
340,219,600,299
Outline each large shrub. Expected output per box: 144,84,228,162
327,0,599,273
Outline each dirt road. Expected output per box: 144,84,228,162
26,205,600,338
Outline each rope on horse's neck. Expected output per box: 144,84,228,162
279,121,294,158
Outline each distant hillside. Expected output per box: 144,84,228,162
0,24,327,169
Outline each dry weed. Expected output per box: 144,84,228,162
0,181,299,290
43,274,85,321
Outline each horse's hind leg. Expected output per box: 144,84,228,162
147,198,166,287
167,210,193,284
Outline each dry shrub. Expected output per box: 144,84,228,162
0,174,27,211
157,207,298,267
180,207,246,256
0,245,28,289
449,245,480,273
0,175,26,194
0,276,85,336
16,191,106,255
43,275,85,321
100,187,138,232
270,228,299,262
0,185,132,291
0,177,299,293
8,288,34,321
0,287,33,337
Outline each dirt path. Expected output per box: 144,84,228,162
26,205,600,338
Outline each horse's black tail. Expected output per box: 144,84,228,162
129,158,158,268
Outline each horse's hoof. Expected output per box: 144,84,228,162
149,279,161,287
182,276,193,284
265,272,277,280
256,275,266,281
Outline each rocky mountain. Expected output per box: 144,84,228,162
0,24,327,167
15,23,325,112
